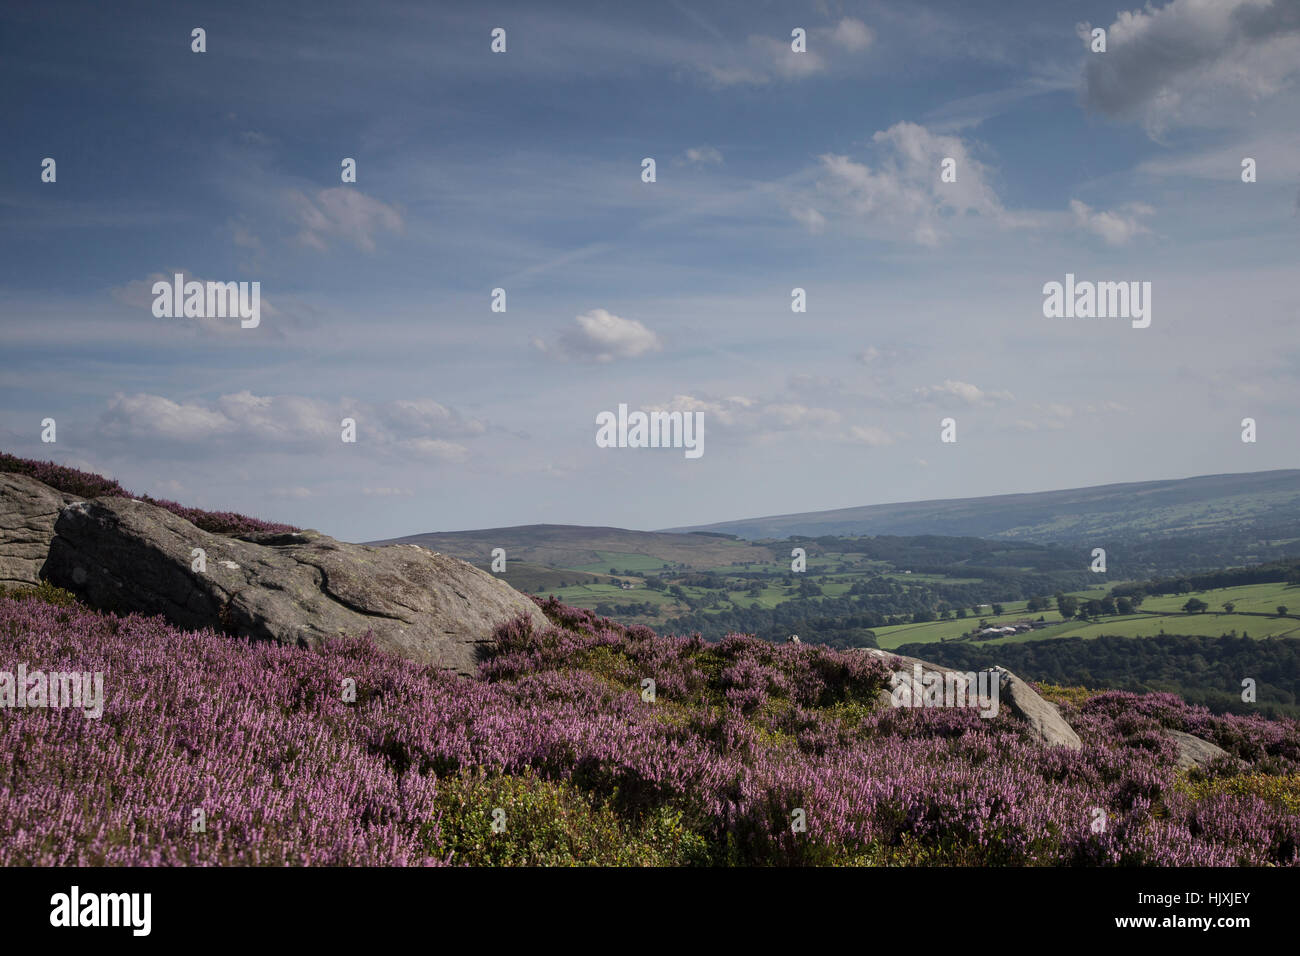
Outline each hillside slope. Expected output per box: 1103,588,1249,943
368,523,775,570
663,469,1300,546
3,589,1298,866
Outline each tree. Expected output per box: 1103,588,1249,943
1221,601,1235,614
1116,596,1133,614
1279,606,1289,617
992,603,1005,616
1056,593,1078,620
1183,598,1208,614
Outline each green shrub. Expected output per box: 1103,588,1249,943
0,580,81,608
428,767,710,866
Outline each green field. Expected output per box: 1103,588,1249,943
570,551,673,573
1138,582,1300,616
872,600,1067,649
875,581,1300,649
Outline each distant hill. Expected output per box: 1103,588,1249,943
367,523,775,571
660,470,1300,548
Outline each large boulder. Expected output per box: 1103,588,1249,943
863,648,1083,750
990,665,1083,750
0,473,77,588
1164,728,1240,771
41,496,545,674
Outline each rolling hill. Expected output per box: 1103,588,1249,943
661,469,1300,549
367,523,775,571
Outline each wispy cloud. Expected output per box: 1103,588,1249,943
286,188,404,252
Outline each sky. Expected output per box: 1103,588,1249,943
1,0,1298,542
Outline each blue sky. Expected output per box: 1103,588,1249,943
2,0,1299,541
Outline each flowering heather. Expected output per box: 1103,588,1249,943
1,592,1298,866
0,452,297,536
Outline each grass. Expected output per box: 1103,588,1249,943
570,551,675,573
874,581,1300,649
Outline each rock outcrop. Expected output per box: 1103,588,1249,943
990,665,1083,750
0,473,77,587
864,648,1083,749
40,495,545,674
1164,728,1240,771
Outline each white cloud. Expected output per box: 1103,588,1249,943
765,404,842,428
1014,401,1128,431
789,205,827,234
647,394,756,428
685,146,724,165
1069,199,1154,245
1079,0,1300,137
741,34,827,81
396,438,468,462
805,122,1019,245
363,486,415,497
847,425,895,447
101,393,235,441
95,391,483,461
912,380,1013,406
831,18,874,52
109,270,278,336
700,19,871,87
381,399,486,438
649,393,892,447
286,187,404,252
855,346,906,366
535,308,663,362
